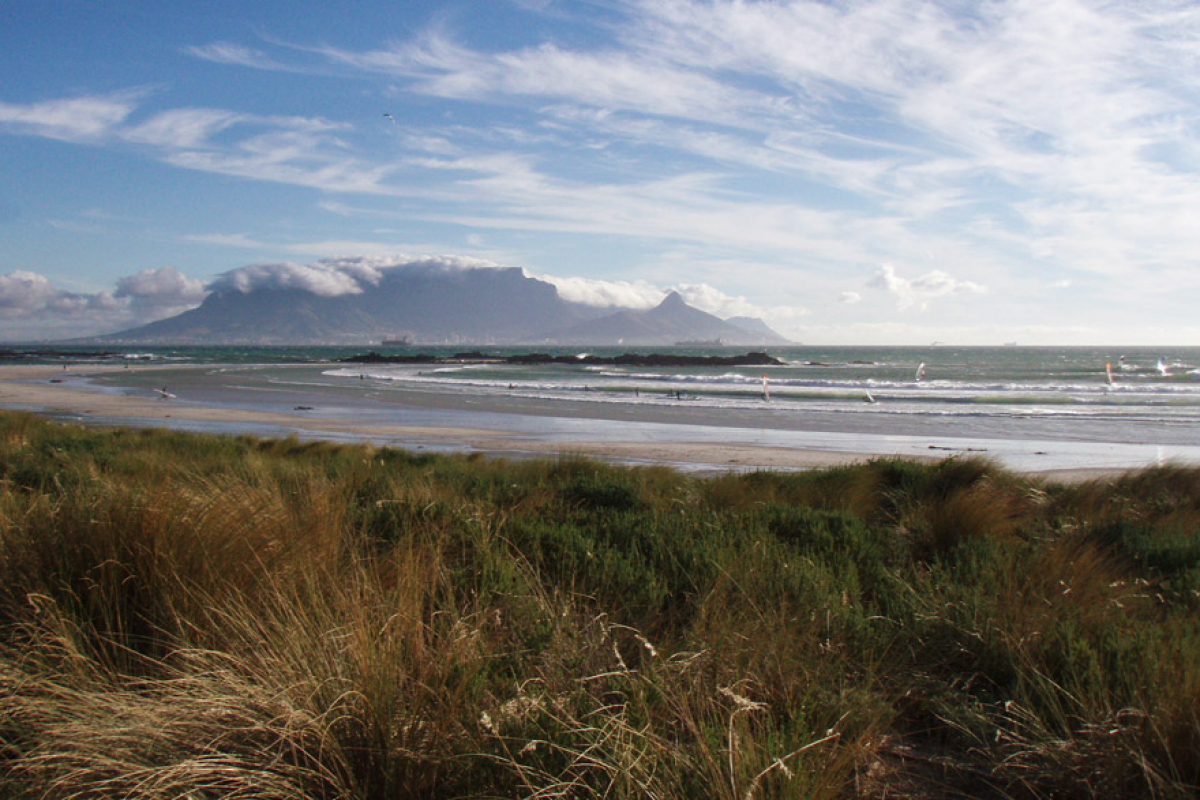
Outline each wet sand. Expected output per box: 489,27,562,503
0,363,1151,482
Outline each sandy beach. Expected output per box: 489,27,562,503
0,362,1172,482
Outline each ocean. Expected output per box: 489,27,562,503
324,345,1200,446
16,343,1200,471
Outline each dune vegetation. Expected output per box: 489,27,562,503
1,410,1198,798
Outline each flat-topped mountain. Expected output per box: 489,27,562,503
90,258,792,346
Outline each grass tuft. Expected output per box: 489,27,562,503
2,412,1199,797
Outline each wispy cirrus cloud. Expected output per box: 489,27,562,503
321,32,771,128
164,132,395,194
7,0,1200,342
294,0,1200,289
0,91,143,141
185,42,298,72
124,108,247,148
1,90,391,195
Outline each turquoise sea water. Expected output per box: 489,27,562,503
330,345,1200,446
22,343,1200,451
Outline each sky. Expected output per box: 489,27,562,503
3,0,1200,345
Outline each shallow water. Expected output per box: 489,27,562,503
25,344,1200,473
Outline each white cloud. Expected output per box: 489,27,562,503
672,283,760,319
208,254,507,297
2,258,541,339
184,233,272,250
0,270,120,321
298,0,1200,294
124,108,246,148
163,124,395,194
0,267,210,339
0,92,140,141
115,266,208,316
536,274,663,308
0,271,60,313
840,292,862,305
407,36,762,126
209,261,373,297
534,272,803,326
185,42,294,72
7,2,1200,342
868,263,987,311
183,231,495,261
2,90,385,196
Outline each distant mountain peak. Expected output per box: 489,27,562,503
657,291,688,309
541,290,792,345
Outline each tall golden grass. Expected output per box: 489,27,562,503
1,410,1198,798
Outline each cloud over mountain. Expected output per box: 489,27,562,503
208,255,514,298
0,254,885,343
537,275,664,309
52,254,792,345
210,261,373,297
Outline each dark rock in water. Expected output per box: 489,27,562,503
0,348,120,361
506,353,557,365
338,351,785,367
339,351,442,364
600,351,781,367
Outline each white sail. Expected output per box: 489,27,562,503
761,375,770,401
915,362,926,382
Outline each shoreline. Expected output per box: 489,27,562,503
0,363,1175,483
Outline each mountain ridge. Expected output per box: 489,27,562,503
90,264,793,346
542,292,791,346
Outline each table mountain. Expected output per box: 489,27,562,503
92,260,792,346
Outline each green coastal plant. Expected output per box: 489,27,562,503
1,410,1198,798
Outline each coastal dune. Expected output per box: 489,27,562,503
2,404,1197,797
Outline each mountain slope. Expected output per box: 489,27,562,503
97,265,605,344
725,316,794,345
92,263,793,346
540,292,792,345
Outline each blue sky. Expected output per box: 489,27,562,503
3,0,1200,344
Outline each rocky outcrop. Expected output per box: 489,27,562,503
339,351,784,367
